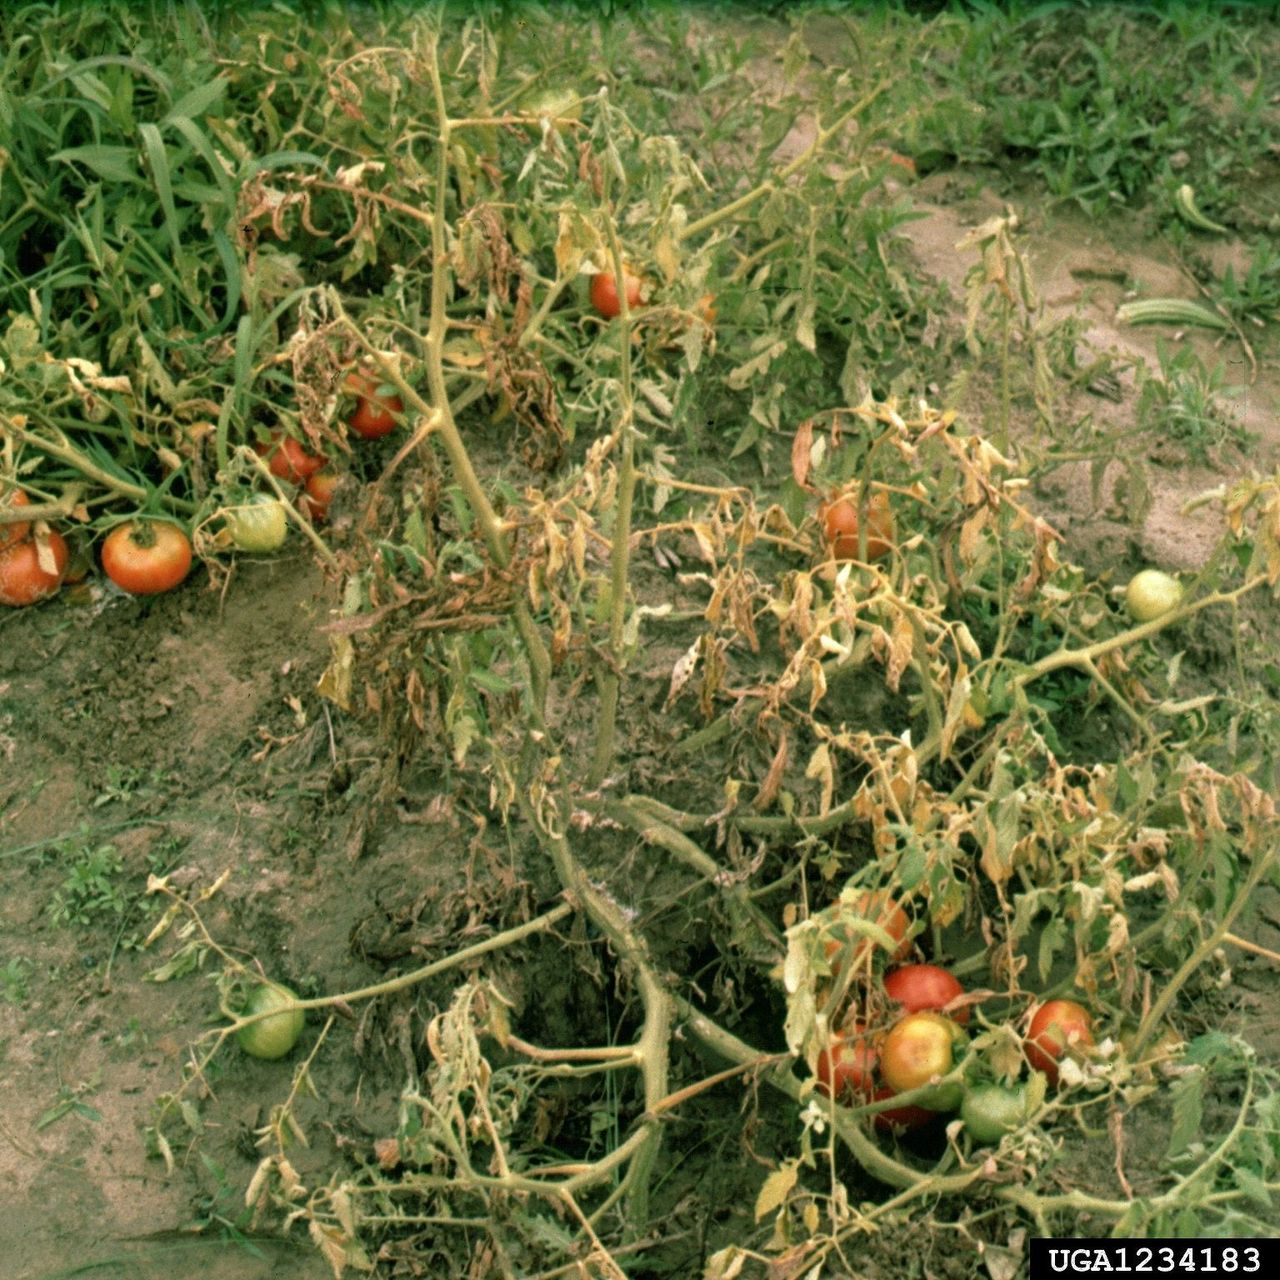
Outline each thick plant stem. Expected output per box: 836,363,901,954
421,36,551,714
521,782,671,1229
591,225,639,785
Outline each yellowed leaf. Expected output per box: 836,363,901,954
754,1160,799,1221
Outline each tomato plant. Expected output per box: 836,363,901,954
301,471,340,522
824,889,912,977
815,1027,877,1103
961,1082,1029,1143
345,369,404,440
101,520,193,595
255,432,327,483
883,964,969,1025
877,1011,966,1110
589,266,645,319
225,494,288,553
1025,999,1094,1083
820,490,894,562
236,982,305,1060
0,530,68,606
1125,569,1183,623
0,487,31,549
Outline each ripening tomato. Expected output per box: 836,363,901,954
236,982,304,1060
224,494,288,553
101,520,192,595
590,266,645,319
0,530,68,606
815,1027,877,1103
824,889,912,980
884,964,970,1026
0,487,31,550
878,1011,966,1110
344,369,403,440
1025,999,1094,1084
255,431,327,484
820,491,894,562
300,470,340,522
869,1085,937,1134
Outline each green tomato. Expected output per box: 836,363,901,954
1125,569,1182,623
961,1082,1028,1144
225,494,288,553
237,982,304,1060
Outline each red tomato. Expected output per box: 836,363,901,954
1026,999,1094,1084
101,520,192,596
824,889,912,979
884,964,969,1026
590,267,644,319
344,369,403,440
0,530,68,606
815,1027,877,1103
0,487,31,550
300,471,340,522
820,491,894,562
255,432,327,483
869,1085,936,1134
878,1011,965,1110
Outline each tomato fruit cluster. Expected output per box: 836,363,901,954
811,904,1099,1144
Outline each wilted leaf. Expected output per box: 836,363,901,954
755,1160,798,1220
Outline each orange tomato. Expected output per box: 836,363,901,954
1,487,32,550
301,471,340,522
1025,999,1094,1084
590,267,645,319
824,889,912,980
101,520,193,596
0,530,68,606
255,432,327,484
820,491,894,562
344,369,403,440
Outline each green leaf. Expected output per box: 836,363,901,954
1165,1068,1205,1160
1037,916,1067,986
51,145,140,184
1234,1166,1272,1211
165,76,228,123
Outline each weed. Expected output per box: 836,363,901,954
0,956,31,1004
48,839,128,928
1135,341,1253,464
